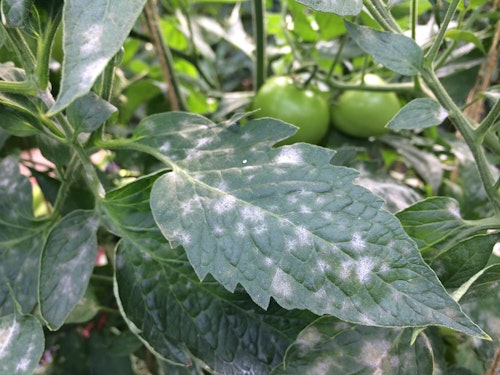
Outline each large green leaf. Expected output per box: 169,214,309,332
39,209,99,330
48,0,147,114
0,156,48,315
272,318,434,374
104,174,312,372
345,21,424,76
0,313,44,375
296,0,363,16
134,112,485,338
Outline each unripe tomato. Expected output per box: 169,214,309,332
253,76,330,145
330,74,401,138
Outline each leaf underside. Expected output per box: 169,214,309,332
131,112,485,338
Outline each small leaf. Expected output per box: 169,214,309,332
0,313,44,375
66,92,117,134
345,21,424,76
387,98,448,130
64,286,101,324
296,0,363,16
460,264,500,303
0,156,48,315
137,112,485,338
272,317,434,374
39,209,99,330
431,233,500,289
445,29,485,54
48,0,147,114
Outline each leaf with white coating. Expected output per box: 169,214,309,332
39,210,99,330
296,0,362,16
0,313,44,375
134,112,487,338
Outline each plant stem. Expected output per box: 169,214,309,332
36,4,62,90
421,67,500,211
143,0,187,111
363,0,401,33
426,0,460,62
0,81,37,95
252,0,266,92
476,98,500,140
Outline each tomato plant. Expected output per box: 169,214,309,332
253,76,329,144
330,74,402,138
0,0,499,374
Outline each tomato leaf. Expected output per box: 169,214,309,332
135,112,486,338
104,174,312,372
0,156,48,315
387,98,448,130
66,92,117,134
48,0,147,115
0,313,44,375
39,210,99,330
445,29,485,54
296,0,363,16
1,0,32,28
272,318,434,374
345,21,424,76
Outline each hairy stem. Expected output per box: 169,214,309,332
426,0,460,62
252,0,266,92
363,0,401,33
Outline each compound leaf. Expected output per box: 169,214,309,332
104,174,312,372
48,0,147,114
134,112,485,338
39,209,99,330
0,313,44,375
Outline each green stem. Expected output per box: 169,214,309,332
328,77,416,93
48,154,80,221
4,27,36,71
252,0,266,92
475,98,500,140
0,81,37,95
426,0,460,62
421,67,500,211
363,0,401,33
36,5,62,90
143,0,187,111
410,0,417,40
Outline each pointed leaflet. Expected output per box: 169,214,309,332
0,156,48,315
387,98,448,130
48,0,147,114
0,313,44,375
39,209,99,330
345,21,424,76
296,0,362,16
135,112,486,337
272,318,434,374
103,174,312,371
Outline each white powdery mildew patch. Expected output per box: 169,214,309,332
361,340,391,372
241,205,265,223
213,195,237,214
271,269,293,299
356,256,376,284
235,222,246,237
339,260,354,280
295,225,312,246
15,357,31,372
79,25,104,57
317,259,330,273
274,147,303,165
295,326,323,356
0,318,17,358
159,141,171,153
195,137,213,148
78,58,108,91
171,229,192,245
351,232,367,251
447,201,461,219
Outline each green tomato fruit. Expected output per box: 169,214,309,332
253,76,330,145
330,74,401,138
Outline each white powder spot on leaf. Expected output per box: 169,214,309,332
213,195,237,214
437,106,448,122
356,256,375,283
361,340,391,370
296,326,323,355
339,260,354,280
159,141,171,153
271,269,293,299
274,147,303,165
195,137,213,148
351,232,366,251
16,357,31,372
447,202,461,219
241,206,265,223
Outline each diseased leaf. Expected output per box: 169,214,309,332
296,0,363,16
39,209,99,330
135,112,485,338
0,156,48,315
345,21,424,76
104,174,312,372
387,98,448,130
0,313,44,375
48,0,147,114
272,318,434,374
460,264,500,303
431,233,500,289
